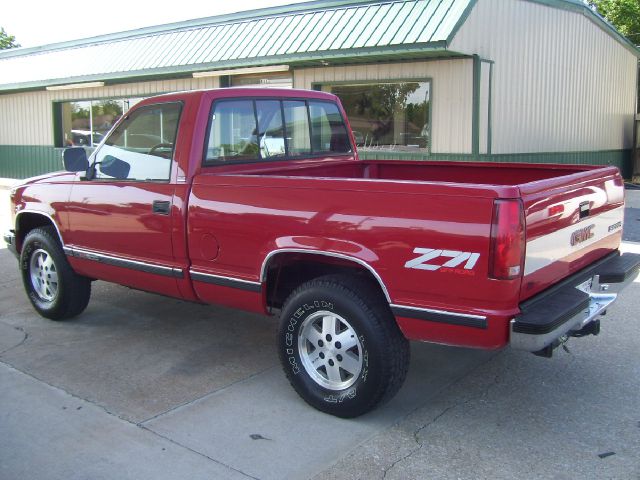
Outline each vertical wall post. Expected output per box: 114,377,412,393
633,62,640,181
472,54,481,159
487,62,493,155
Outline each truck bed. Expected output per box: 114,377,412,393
214,158,625,304
237,159,605,187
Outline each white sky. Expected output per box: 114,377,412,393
2,0,310,48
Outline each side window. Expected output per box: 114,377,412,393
256,100,286,159
309,101,351,154
283,101,311,157
93,102,181,181
206,100,258,163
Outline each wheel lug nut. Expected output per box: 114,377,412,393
337,354,343,362
335,341,342,349
326,334,332,342
318,340,324,347
328,359,335,366
319,352,325,359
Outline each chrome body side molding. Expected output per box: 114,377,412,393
64,246,184,279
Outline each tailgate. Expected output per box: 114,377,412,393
519,166,625,301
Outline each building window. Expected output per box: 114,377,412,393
321,81,431,153
55,97,144,148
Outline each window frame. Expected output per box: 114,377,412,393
201,97,354,167
53,96,147,149
312,78,433,155
89,100,184,183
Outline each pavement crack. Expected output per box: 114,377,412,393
0,325,28,355
381,361,502,479
139,425,261,480
381,403,457,480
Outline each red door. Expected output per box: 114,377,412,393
65,101,184,297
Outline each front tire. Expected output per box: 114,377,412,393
20,226,91,320
277,275,410,418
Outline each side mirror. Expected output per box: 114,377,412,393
62,147,89,172
99,155,131,179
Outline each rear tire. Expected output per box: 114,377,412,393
277,274,410,418
20,226,91,320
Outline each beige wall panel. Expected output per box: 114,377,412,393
0,91,53,145
451,0,637,153
0,76,220,146
294,58,474,154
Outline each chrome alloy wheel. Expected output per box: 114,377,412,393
298,311,364,390
29,248,59,302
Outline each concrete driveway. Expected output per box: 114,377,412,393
1,185,639,480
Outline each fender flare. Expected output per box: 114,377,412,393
260,248,392,303
15,210,65,250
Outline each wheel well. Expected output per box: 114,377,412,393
15,213,59,252
264,252,389,312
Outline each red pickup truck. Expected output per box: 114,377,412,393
5,88,639,417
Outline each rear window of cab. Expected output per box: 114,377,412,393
203,98,351,165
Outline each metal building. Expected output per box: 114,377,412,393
0,0,638,178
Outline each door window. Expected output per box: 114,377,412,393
93,102,182,181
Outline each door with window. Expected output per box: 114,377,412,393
65,102,183,296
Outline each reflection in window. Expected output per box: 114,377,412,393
57,97,144,148
61,101,91,147
309,101,350,154
283,100,311,156
93,102,181,182
324,82,430,152
256,100,286,159
206,100,259,162
205,99,351,164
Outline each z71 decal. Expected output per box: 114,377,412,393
404,248,481,274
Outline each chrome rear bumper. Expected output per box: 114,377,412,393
510,252,640,353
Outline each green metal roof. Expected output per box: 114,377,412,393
0,0,473,92
0,0,637,93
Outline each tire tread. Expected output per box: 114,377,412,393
279,274,409,417
21,226,91,320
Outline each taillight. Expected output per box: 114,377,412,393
489,199,525,280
